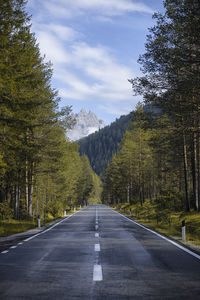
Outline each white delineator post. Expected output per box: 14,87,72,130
182,220,186,242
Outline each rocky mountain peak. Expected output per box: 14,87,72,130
67,109,105,141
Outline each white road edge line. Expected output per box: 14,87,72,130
112,208,200,261
10,246,17,249
95,225,98,230
95,233,99,238
24,210,81,242
1,250,9,254
95,244,100,252
93,264,103,281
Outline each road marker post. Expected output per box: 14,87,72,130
182,220,186,242
130,208,132,217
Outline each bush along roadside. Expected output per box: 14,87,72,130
112,201,200,248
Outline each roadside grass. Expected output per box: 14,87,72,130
0,207,79,237
113,202,200,246
0,219,36,237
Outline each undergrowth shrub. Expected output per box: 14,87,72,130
0,201,13,220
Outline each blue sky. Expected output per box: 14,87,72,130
27,0,164,125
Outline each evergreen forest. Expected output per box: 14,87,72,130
1,0,200,243
102,0,200,234
78,113,133,176
0,0,101,226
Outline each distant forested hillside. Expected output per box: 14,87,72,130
78,112,133,176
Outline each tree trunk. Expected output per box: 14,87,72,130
139,128,143,206
127,184,130,203
198,132,200,211
25,158,29,214
183,133,190,211
15,185,20,219
192,131,199,210
28,161,34,216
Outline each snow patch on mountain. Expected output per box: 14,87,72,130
67,109,105,141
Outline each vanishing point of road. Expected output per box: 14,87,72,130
0,205,200,299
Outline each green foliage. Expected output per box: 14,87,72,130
88,173,102,204
78,112,133,176
103,105,155,205
114,202,200,245
154,191,184,211
129,0,200,211
0,0,101,226
103,103,189,221
0,201,13,220
0,219,36,237
46,199,64,218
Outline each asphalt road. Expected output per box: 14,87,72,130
0,205,200,299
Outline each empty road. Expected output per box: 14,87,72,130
0,205,200,299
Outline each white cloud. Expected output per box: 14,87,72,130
32,23,78,64
71,0,154,15
72,43,109,64
70,43,135,98
40,0,153,19
45,41,136,107
43,2,73,19
36,31,71,63
33,26,138,115
43,24,77,41
59,88,87,100
28,0,148,118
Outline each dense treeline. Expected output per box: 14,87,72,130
78,113,133,176
103,0,200,213
103,105,184,208
0,0,100,221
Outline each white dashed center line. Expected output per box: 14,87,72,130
93,264,103,281
95,243,100,252
93,207,103,281
10,246,17,249
1,250,9,254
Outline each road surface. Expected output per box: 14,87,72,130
0,205,200,299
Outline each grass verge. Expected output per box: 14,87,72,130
113,201,200,246
0,219,37,237
0,208,80,237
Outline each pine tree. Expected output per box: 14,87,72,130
0,0,75,218
129,0,200,211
